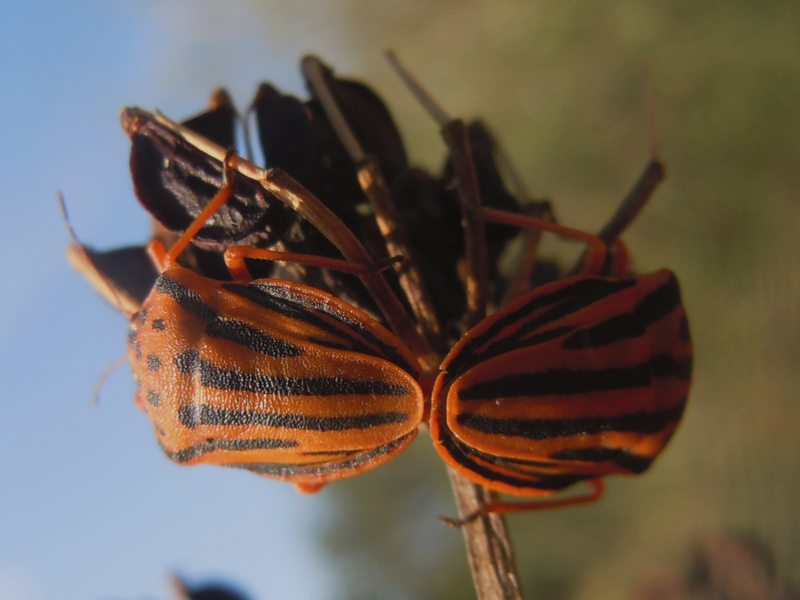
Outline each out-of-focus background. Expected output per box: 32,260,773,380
2,2,798,598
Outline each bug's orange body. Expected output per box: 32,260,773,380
431,269,692,497
128,265,424,491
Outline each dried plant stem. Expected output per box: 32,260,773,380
385,50,524,599
447,469,523,600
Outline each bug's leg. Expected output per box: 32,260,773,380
596,160,665,250
439,479,605,527
607,239,631,276
224,246,404,282
586,77,665,272
481,207,608,276
295,482,326,494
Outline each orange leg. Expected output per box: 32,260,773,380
481,207,608,276
147,150,240,272
295,482,326,494
224,246,403,282
142,149,399,282
607,239,631,276
440,479,605,527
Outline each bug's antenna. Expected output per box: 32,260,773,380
385,49,452,127
641,61,661,161
92,353,128,406
593,68,666,249
60,193,137,318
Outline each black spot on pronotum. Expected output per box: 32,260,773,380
147,390,161,406
127,326,142,359
151,319,166,331
146,354,162,372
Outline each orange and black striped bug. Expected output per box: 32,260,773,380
383,51,692,523
70,56,692,521
68,153,428,494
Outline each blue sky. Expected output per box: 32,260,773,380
0,4,361,598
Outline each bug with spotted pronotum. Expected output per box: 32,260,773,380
69,152,429,493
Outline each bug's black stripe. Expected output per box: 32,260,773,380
517,326,575,347
456,401,686,440
563,313,645,349
230,433,412,478
162,437,300,463
223,282,416,374
466,446,558,469
447,432,591,490
146,354,162,372
178,403,409,431
564,275,683,349
300,449,362,457
151,319,166,330
305,337,357,352
155,275,218,322
474,451,597,487
633,274,682,329
255,282,416,373
652,354,693,380
447,278,637,374
435,384,595,492
199,360,411,397
458,353,691,400
680,316,691,342
206,318,303,357
174,349,200,374
223,283,385,362
551,447,652,473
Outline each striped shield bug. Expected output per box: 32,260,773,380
73,150,427,493
385,51,692,522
